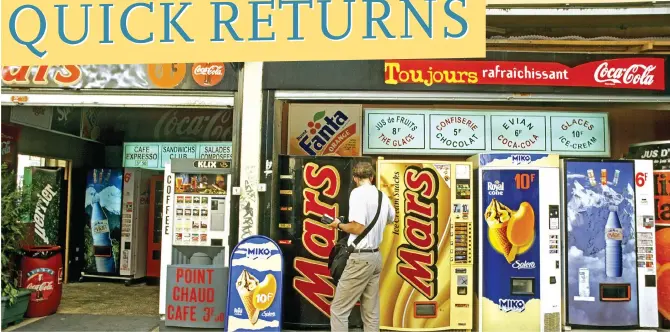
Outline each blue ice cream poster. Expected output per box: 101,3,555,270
565,160,638,327
84,168,123,275
481,169,541,331
226,235,283,332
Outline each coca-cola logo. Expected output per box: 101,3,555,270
191,63,225,87
153,110,233,141
25,268,56,302
594,62,656,87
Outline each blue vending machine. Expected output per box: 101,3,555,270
562,159,659,328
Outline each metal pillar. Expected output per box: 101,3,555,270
237,62,264,241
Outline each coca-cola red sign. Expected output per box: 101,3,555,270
25,267,56,302
191,63,225,87
384,58,665,90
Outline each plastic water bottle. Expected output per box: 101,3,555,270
605,205,623,278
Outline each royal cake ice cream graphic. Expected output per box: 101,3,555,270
485,198,536,263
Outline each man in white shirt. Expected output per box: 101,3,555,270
328,162,395,332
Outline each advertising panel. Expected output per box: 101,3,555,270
287,104,362,157
84,168,123,275
123,142,232,170
226,235,283,332
481,169,540,331
276,156,367,328
376,160,473,330
28,167,65,246
2,63,236,90
384,58,665,91
564,161,638,326
364,109,610,157
628,141,670,170
165,265,228,328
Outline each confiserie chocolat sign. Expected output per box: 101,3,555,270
384,58,665,90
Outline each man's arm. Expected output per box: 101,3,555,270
329,189,367,235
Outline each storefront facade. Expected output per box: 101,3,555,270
1,63,241,285
256,52,670,329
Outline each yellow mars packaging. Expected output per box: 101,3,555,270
287,104,362,157
377,159,474,331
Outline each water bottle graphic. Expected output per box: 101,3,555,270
604,205,623,278
91,196,115,273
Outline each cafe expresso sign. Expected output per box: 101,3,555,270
364,109,610,157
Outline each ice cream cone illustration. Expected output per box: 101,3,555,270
236,270,260,325
485,199,535,263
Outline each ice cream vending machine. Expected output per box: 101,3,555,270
562,159,658,328
158,159,233,319
376,159,474,331
469,154,562,332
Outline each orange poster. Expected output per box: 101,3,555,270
287,104,362,157
656,171,670,326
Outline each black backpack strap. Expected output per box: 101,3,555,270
352,190,383,247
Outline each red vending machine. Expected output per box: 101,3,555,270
146,175,164,278
275,155,371,329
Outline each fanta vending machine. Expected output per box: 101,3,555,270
562,159,658,328
376,158,474,331
469,153,562,332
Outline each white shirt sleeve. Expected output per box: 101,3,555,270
348,189,366,226
386,196,395,225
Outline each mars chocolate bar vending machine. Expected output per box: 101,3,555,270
276,155,370,329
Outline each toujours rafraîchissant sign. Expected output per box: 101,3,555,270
2,0,485,66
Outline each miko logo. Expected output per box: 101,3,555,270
297,110,350,156
498,299,526,313
246,247,272,260
511,155,532,165
487,180,505,196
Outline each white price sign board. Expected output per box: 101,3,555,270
123,142,232,170
363,109,609,157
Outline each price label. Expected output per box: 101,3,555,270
550,116,607,154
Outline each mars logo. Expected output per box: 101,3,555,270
487,181,505,196
297,111,350,156
511,155,532,165
498,299,526,313
25,268,56,302
246,247,272,260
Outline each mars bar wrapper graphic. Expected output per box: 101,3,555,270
287,104,362,157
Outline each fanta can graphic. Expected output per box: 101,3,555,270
605,205,623,278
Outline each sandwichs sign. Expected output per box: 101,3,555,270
2,0,485,66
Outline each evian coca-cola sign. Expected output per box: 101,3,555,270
594,62,657,88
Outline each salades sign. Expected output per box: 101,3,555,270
384,58,665,90
364,109,610,157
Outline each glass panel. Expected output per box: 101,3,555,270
511,278,535,295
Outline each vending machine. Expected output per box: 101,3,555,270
628,140,670,328
470,153,561,332
275,155,369,329
158,158,233,320
376,158,474,331
562,159,658,328
82,168,157,285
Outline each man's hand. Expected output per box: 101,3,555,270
328,218,341,230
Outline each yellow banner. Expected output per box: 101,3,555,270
2,0,485,66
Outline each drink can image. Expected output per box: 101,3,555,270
578,268,590,297
601,169,607,185
613,170,620,186
587,169,597,186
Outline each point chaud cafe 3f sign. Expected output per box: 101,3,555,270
2,0,485,66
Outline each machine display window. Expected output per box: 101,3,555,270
414,302,437,318
600,284,631,302
510,278,535,296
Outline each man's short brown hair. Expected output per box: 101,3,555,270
353,162,375,179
